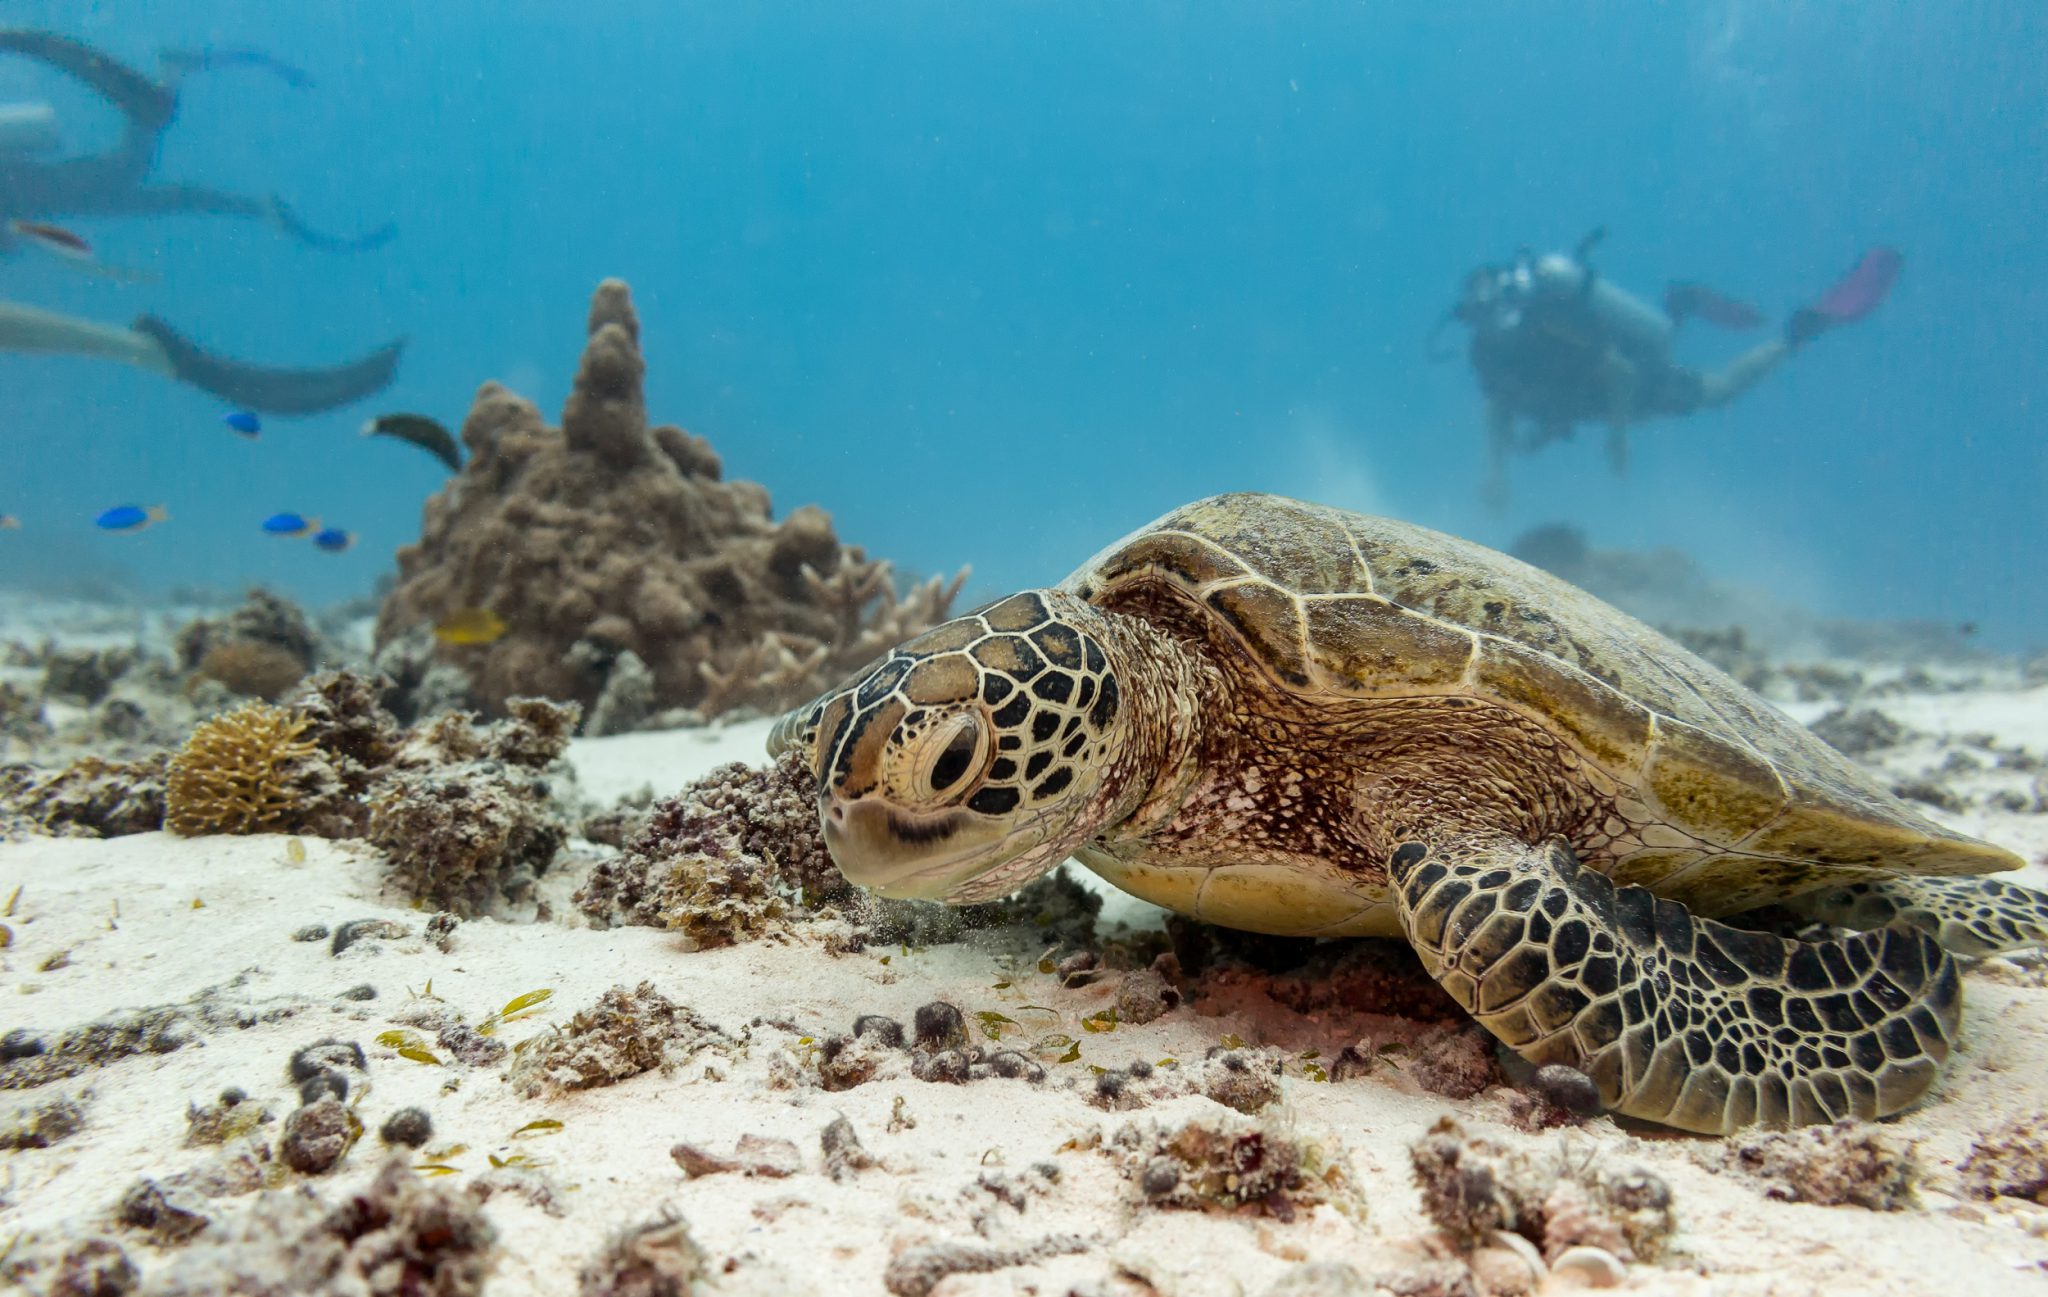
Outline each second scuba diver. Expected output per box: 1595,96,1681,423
0,30,404,415
1435,230,1902,510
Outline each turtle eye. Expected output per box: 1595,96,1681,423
913,714,986,802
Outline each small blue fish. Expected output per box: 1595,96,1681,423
311,527,355,553
222,410,262,438
260,512,318,536
96,504,167,532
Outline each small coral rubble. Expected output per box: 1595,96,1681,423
139,1158,496,1297
1703,1119,1919,1210
1108,1107,1361,1221
374,278,967,727
1408,1117,1673,1264
506,981,727,1099
1959,1113,2048,1204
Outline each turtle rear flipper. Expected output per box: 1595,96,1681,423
1389,837,1960,1135
1783,876,2048,959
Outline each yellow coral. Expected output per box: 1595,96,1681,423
165,703,319,836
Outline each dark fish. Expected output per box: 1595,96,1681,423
261,512,317,536
362,413,461,472
1663,281,1764,330
9,219,91,258
95,504,166,532
1812,247,1903,323
223,410,262,438
311,527,355,553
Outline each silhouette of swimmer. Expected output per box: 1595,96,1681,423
0,300,404,415
0,29,393,253
1432,231,1902,509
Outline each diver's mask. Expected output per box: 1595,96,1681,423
1427,259,1532,361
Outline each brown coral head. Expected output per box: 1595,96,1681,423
587,277,640,344
771,589,1128,906
197,640,307,701
165,703,322,836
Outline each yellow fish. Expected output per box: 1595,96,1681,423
433,607,508,646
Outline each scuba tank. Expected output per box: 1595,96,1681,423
1428,229,1674,369
1521,251,1673,368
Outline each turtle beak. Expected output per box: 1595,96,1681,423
820,796,1011,901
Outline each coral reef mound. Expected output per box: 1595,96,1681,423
374,278,967,727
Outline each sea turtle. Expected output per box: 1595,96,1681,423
769,493,2048,1134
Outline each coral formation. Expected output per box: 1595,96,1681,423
577,1211,709,1297
42,646,136,705
576,752,1107,957
0,1236,140,1297
1809,706,1909,759
1703,1120,1918,1209
575,753,837,941
374,278,967,726
0,1093,85,1149
1958,1114,2048,1203
185,1090,271,1147
1089,1049,1280,1114
1,753,168,836
1107,1108,1360,1221
379,1107,433,1149
882,1235,1094,1297
138,1158,496,1297
506,981,727,1098
1,985,307,1092
279,1097,358,1174
195,642,310,703
175,588,324,695
164,703,336,836
363,697,574,915
1408,1117,1673,1263
117,1177,213,1244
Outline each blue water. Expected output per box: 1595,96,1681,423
3,3,2044,647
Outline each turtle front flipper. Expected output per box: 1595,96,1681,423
1780,876,2048,959
1388,837,1961,1135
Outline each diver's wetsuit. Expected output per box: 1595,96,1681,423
0,29,392,251
0,301,404,415
1458,249,1790,506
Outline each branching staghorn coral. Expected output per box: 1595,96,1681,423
164,703,338,836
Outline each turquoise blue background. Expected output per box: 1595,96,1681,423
3,4,2043,647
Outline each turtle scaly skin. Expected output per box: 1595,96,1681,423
772,493,2048,1134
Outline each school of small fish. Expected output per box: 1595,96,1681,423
1,403,456,566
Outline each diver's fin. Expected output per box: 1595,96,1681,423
131,315,404,416
1811,247,1903,323
1664,282,1764,330
0,29,175,133
1788,247,1904,349
271,197,397,254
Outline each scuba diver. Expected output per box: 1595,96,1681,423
0,31,403,415
0,28,394,253
1433,230,1903,510
0,300,404,415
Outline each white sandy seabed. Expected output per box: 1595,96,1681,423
3,686,2048,1297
